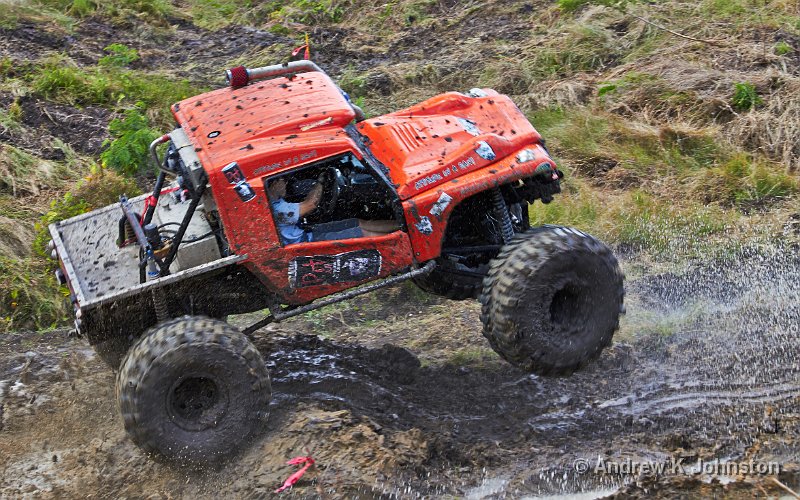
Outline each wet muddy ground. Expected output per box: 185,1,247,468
2,248,800,498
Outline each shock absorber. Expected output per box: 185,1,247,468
491,188,515,245
151,288,169,323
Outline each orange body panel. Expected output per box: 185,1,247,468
171,71,362,263
166,71,555,304
357,90,541,199
403,143,553,262
171,71,356,174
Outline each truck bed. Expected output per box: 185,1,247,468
50,190,240,311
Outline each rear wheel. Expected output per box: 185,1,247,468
480,226,624,375
116,316,271,463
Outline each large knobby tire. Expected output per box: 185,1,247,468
116,316,271,464
480,226,624,376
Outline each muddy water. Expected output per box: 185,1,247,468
1,247,800,498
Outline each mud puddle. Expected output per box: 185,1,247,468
2,246,800,498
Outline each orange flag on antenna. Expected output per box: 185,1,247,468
290,34,311,60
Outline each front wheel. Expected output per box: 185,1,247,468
116,316,271,463
480,226,624,375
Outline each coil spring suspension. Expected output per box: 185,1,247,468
491,188,514,244
151,288,169,323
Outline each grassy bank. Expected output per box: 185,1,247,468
0,0,798,330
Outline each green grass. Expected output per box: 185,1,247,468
528,107,609,158
732,82,762,111
697,0,800,30
775,40,792,56
268,0,345,25
597,72,658,98
524,105,795,256
693,154,798,206
530,106,751,179
557,0,637,13
445,347,498,367
525,23,620,80
98,43,140,67
34,0,171,22
0,256,67,332
478,57,536,95
0,1,76,28
189,0,248,30
0,145,59,197
28,55,200,126
100,104,159,176
529,185,733,256
400,0,436,25
0,109,24,136
0,196,38,221
337,66,368,98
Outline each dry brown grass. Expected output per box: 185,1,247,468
730,79,800,172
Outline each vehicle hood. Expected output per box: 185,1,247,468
356,90,542,199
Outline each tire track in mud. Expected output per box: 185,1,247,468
598,381,800,415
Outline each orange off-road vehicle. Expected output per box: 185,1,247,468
47,61,624,463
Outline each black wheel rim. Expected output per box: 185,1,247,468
548,278,593,340
550,284,580,327
167,373,229,431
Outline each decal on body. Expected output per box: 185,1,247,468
414,216,433,235
474,141,496,161
254,150,318,176
223,162,256,202
288,249,382,288
429,192,452,217
414,156,477,191
457,117,481,136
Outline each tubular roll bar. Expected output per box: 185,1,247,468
149,134,172,177
225,60,323,87
225,61,366,121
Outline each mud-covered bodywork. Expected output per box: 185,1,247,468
357,90,545,199
354,89,560,261
49,192,272,345
48,61,561,341
165,76,561,293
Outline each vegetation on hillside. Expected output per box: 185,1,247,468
1,0,799,330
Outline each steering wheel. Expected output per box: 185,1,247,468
317,167,341,215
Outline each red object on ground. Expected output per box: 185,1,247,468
275,456,315,493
